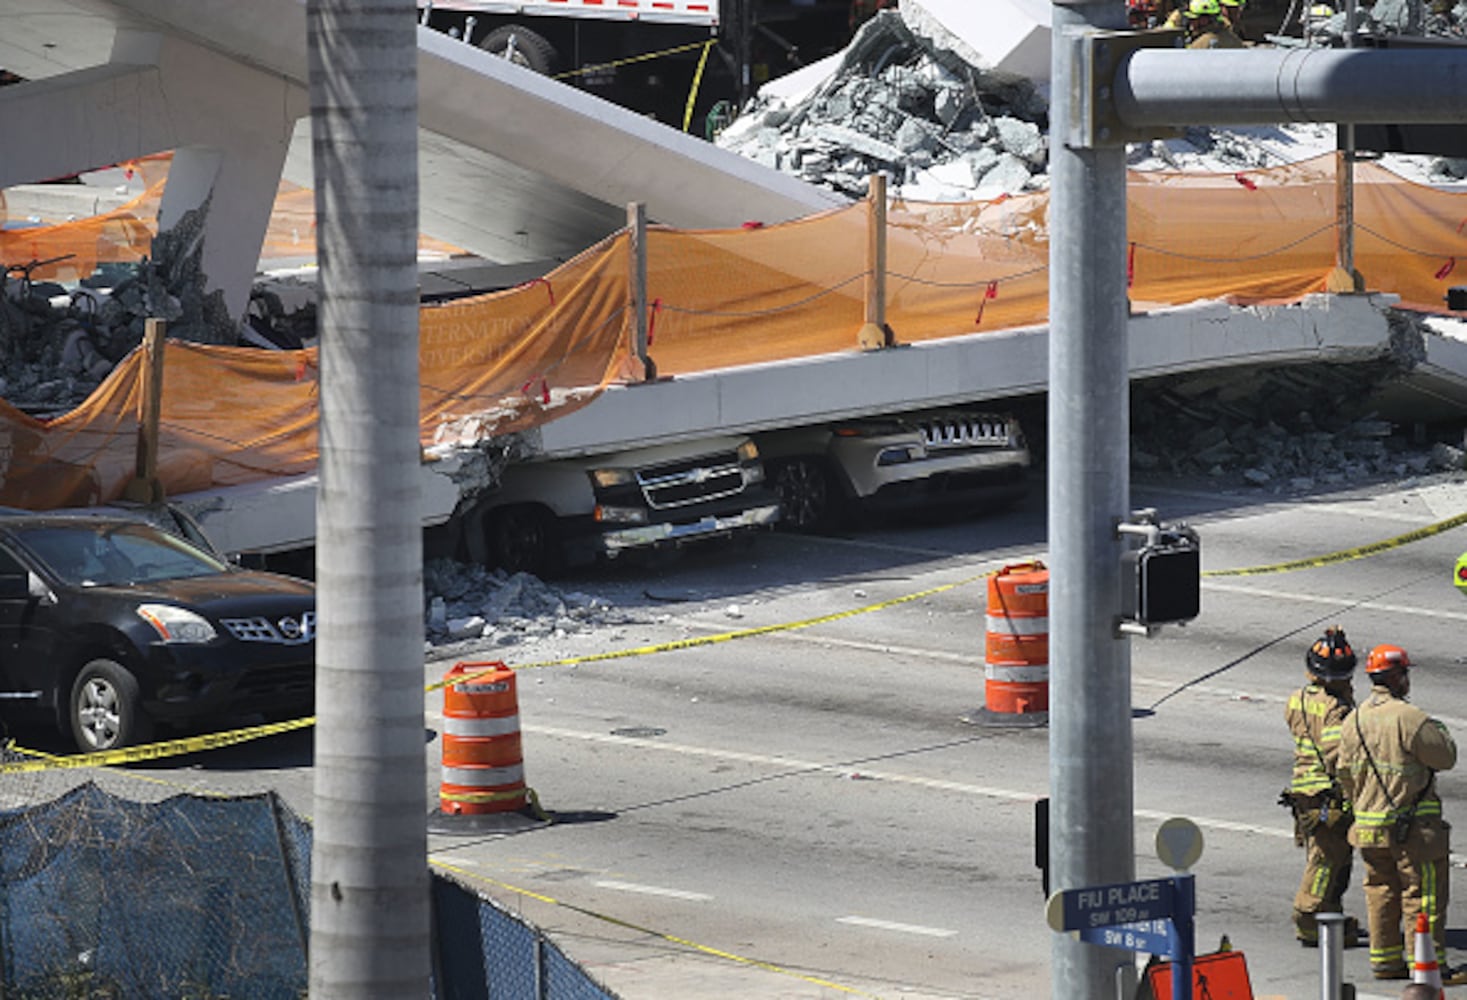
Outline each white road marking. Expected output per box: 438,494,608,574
524,723,1300,844
594,879,712,901
837,915,957,938
525,723,1042,804
1203,580,1467,622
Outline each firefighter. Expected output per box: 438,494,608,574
1183,0,1245,47
1283,626,1361,947
1219,0,1246,37
1338,644,1466,983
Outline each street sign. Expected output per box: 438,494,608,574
1045,876,1177,932
1079,918,1180,959
1047,875,1197,1000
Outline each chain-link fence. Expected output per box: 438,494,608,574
0,774,616,1000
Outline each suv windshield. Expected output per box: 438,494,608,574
12,522,228,587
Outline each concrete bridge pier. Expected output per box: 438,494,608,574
0,27,306,325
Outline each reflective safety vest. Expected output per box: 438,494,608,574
1338,686,1457,844
1286,681,1352,797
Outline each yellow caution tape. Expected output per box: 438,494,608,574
431,859,883,997
682,39,715,133
22,510,1464,775
425,567,1001,693
552,39,713,81
437,785,548,820
5,569,994,773
0,716,314,774
1202,509,1467,578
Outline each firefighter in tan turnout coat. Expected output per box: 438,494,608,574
1338,643,1464,983
1283,627,1360,947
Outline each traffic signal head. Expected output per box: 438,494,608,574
1122,527,1200,627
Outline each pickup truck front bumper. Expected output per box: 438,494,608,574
597,503,781,555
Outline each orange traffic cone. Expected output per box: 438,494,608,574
1412,911,1445,996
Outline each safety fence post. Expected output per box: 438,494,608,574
627,201,656,380
857,172,892,350
122,317,166,503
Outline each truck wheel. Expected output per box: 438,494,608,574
70,658,153,753
489,504,562,577
770,458,841,532
479,25,558,75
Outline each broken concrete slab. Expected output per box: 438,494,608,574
898,0,1052,84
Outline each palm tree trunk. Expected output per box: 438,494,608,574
306,2,429,996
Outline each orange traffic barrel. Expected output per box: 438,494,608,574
439,661,526,815
984,561,1048,715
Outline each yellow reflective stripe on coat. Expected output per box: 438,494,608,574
1292,776,1334,794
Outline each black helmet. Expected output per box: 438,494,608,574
1306,626,1356,680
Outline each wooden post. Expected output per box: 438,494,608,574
627,202,656,381
857,173,892,350
122,318,166,503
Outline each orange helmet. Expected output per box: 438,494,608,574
1306,626,1356,679
1366,644,1411,675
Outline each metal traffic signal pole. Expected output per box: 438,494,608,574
1046,3,1135,996
1045,5,1467,997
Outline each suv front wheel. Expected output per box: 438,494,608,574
70,658,154,753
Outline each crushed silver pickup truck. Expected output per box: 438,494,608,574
452,434,781,576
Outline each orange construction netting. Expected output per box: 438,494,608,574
1,151,1465,511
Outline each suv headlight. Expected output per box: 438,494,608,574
137,604,217,644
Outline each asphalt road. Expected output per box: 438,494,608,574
18,471,1467,999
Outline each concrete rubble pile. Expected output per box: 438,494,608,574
422,559,640,648
1304,0,1467,41
718,1,1467,197
1129,354,1467,493
715,10,1050,201
0,201,238,418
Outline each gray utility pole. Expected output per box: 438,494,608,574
1047,3,1135,997
307,1,431,997
1046,5,1467,997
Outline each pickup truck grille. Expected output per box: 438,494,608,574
916,415,1012,450
637,451,748,509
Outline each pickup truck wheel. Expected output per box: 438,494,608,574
489,505,562,577
479,25,558,75
770,458,840,532
70,658,153,753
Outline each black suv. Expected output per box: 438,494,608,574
0,513,315,752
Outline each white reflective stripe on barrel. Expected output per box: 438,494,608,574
441,763,525,787
985,663,1049,682
443,714,521,738
985,614,1049,635
454,680,510,694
